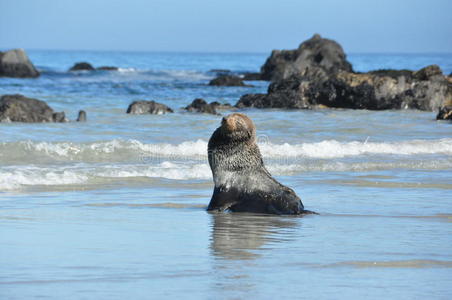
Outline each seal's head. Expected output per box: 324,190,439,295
220,113,256,143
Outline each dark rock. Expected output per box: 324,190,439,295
260,34,352,81
236,65,452,111
69,62,95,71
185,99,218,114
236,94,270,109
0,94,66,123
0,49,40,78
97,66,118,71
242,72,263,81
413,64,443,81
77,110,87,122
127,100,173,115
52,112,68,123
209,75,250,87
368,69,413,79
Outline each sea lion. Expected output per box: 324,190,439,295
207,113,314,215
77,110,87,122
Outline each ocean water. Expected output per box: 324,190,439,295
1,50,452,299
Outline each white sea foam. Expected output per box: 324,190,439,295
1,138,451,164
1,158,451,191
97,162,211,180
258,138,452,158
117,67,137,73
113,68,211,81
0,167,88,190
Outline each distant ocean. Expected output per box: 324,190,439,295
1,51,451,299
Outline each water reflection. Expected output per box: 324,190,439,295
209,212,300,260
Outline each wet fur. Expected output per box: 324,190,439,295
207,113,314,215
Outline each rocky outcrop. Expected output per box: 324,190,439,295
241,35,452,111
0,94,67,122
69,62,95,71
184,99,218,114
209,75,250,87
127,100,173,115
0,49,40,78
236,65,452,111
260,34,352,81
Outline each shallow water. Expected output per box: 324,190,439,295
1,51,451,299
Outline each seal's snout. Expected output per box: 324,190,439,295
221,114,236,132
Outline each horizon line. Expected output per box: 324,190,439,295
2,47,452,56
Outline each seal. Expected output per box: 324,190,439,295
207,113,314,215
77,110,87,122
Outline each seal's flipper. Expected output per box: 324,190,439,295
207,186,239,211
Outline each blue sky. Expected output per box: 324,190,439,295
1,0,451,53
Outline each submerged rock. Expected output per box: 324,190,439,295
260,34,353,81
97,66,118,71
185,99,218,114
0,49,40,78
127,100,173,115
77,110,87,122
209,75,250,87
69,62,95,71
0,94,67,123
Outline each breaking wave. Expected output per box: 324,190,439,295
1,158,451,191
1,138,451,190
1,138,451,164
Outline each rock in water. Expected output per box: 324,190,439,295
97,66,118,71
69,62,95,71
0,49,40,78
52,112,68,123
207,113,315,215
236,65,452,111
260,34,352,81
0,94,66,123
126,100,173,115
185,99,218,114
209,75,249,87
242,72,263,81
77,110,87,122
